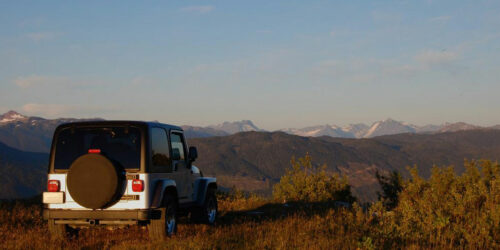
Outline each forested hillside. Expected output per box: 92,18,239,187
0,142,48,199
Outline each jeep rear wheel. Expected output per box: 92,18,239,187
149,194,177,240
192,188,218,225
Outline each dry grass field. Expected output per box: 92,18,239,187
1,159,499,249
1,196,358,250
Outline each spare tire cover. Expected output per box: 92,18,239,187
67,154,124,209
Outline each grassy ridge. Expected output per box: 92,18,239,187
1,160,499,249
1,197,356,249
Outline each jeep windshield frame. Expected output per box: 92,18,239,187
49,122,148,173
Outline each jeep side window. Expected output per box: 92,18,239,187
151,127,172,172
170,132,185,161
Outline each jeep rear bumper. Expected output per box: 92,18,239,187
43,209,161,221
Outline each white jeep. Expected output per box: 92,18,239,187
42,121,217,240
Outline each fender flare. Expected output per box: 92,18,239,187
150,179,177,208
194,177,217,206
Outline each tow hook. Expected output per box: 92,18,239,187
89,219,98,226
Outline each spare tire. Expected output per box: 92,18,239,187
67,154,125,209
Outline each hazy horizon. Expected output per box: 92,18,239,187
1,1,499,130
2,109,498,131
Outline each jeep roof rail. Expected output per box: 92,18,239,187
55,120,183,131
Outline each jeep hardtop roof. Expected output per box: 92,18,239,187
54,120,183,131
49,121,184,173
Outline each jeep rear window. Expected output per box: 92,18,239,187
54,127,141,170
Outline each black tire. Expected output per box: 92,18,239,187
48,219,68,240
191,188,218,225
148,194,178,240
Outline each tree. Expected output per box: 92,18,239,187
375,170,403,210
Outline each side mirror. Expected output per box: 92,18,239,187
188,146,198,162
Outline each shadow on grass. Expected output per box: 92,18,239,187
216,200,352,226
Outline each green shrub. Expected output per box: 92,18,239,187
273,153,356,203
392,160,500,247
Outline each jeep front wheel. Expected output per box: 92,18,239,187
149,194,177,240
192,188,218,225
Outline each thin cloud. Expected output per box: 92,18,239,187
14,75,101,89
179,5,215,14
19,18,45,27
21,103,72,117
309,56,439,83
21,103,117,118
25,32,57,42
311,50,461,84
414,49,458,66
15,75,68,88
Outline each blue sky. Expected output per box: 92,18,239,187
1,0,499,130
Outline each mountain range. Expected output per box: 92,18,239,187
281,118,493,138
1,111,498,153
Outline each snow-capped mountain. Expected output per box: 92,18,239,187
0,111,28,123
282,119,418,138
343,123,370,138
363,119,417,138
0,111,103,152
208,120,263,134
281,119,498,138
282,125,355,138
439,122,481,133
415,124,442,133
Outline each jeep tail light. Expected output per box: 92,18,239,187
47,180,60,192
132,179,144,192
88,149,101,154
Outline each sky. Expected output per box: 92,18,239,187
1,0,499,130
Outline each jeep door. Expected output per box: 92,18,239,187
169,131,193,203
